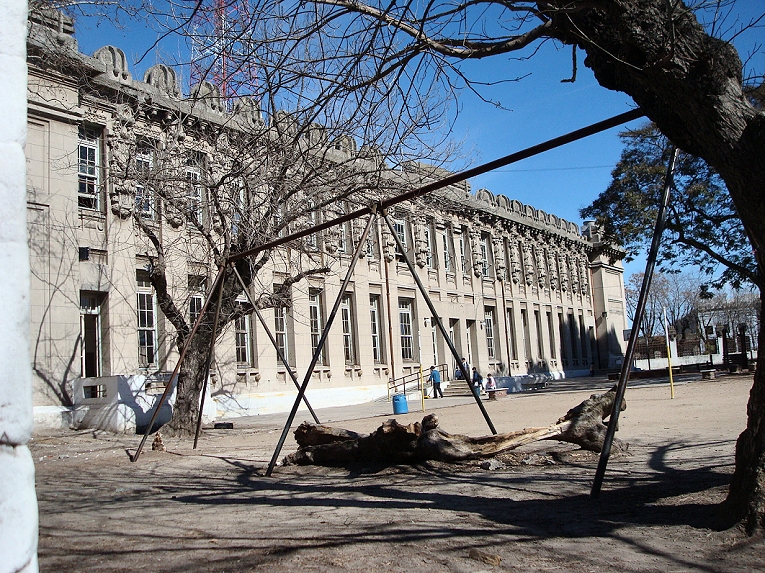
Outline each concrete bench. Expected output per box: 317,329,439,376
700,369,716,380
486,388,508,401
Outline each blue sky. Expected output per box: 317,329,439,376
72,2,764,282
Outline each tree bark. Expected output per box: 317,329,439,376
164,327,213,437
723,293,765,532
284,387,626,466
543,0,765,533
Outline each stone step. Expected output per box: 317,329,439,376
442,382,477,397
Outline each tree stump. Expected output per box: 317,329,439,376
283,386,627,466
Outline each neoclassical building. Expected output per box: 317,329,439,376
26,13,627,431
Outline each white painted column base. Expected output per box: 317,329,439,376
0,446,38,573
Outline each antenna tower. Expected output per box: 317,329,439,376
189,0,255,110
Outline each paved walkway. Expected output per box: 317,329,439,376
228,371,705,431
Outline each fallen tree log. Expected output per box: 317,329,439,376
283,386,627,466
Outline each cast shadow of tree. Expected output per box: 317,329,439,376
174,439,734,538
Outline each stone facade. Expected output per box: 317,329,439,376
25,15,627,431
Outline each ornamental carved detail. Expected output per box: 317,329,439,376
560,252,570,292
580,258,590,295
107,104,136,219
492,235,506,282
521,240,535,286
548,248,558,291
164,200,185,229
509,241,521,284
414,218,428,268
381,223,396,262
535,243,547,289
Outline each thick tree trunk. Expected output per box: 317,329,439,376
547,0,765,532
284,387,626,466
164,328,213,437
724,293,765,532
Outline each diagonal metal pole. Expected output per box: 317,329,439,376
590,147,679,498
266,212,377,476
132,265,227,462
381,211,497,434
193,266,226,449
230,263,320,424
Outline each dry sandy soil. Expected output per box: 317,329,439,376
32,375,765,572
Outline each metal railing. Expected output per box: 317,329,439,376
387,364,449,400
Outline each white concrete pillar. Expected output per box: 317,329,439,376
0,0,38,571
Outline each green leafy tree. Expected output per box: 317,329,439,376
582,123,761,290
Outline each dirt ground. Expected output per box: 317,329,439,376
32,375,765,572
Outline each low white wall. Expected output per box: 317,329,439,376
214,382,390,418
35,375,216,434
632,351,758,371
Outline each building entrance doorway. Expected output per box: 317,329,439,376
80,291,105,378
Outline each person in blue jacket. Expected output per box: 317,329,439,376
428,366,443,398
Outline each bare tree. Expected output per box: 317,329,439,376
229,0,765,533
28,3,461,436
626,272,671,369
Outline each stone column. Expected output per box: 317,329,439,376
0,0,39,571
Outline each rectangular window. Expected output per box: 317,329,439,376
189,297,203,325
399,298,414,361
137,272,156,368
188,276,206,326
80,291,105,378
521,308,532,363
442,230,453,273
341,294,356,364
425,225,436,269
232,181,246,237
569,313,579,363
305,202,318,250
535,310,545,360
547,310,557,360
78,126,100,210
484,308,496,359
186,153,204,226
579,313,588,362
337,203,351,254
559,312,569,365
480,236,490,278
309,290,325,364
135,144,154,219
274,306,290,364
459,233,467,274
394,218,408,261
507,307,518,361
370,295,383,363
365,220,380,259
235,302,251,366
466,320,474,365
431,324,439,366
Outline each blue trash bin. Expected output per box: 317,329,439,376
392,394,408,414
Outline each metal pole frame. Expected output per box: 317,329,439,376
266,212,377,476
193,266,227,449
590,147,679,498
381,212,497,434
129,110,645,463
230,263,321,424
132,265,227,462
